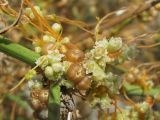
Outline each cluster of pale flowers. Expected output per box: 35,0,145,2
83,37,136,109
25,5,136,111
114,101,154,120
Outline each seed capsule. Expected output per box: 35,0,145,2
67,63,85,83
76,76,91,90
65,49,85,63
39,89,49,104
31,89,40,99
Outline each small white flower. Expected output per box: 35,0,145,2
27,80,35,89
52,23,62,33
94,38,108,48
52,62,63,72
32,80,43,89
47,50,64,63
60,79,73,88
107,37,122,52
83,60,107,81
92,47,107,60
61,37,70,44
35,56,49,69
43,35,56,43
44,66,53,78
35,46,41,53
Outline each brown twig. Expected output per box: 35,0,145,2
137,42,160,48
0,0,24,34
73,0,160,43
10,102,16,120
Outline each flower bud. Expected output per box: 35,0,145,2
52,62,63,72
43,35,56,43
52,23,62,33
35,46,42,53
107,37,122,52
61,37,70,44
44,66,53,78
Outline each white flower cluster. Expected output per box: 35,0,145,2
43,34,56,43
25,74,49,119
90,95,111,109
85,37,122,69
112,102,152,120
84,37,123,83
36,50,71,81
33,33,56,54
27,74,44,92
83,37,130,109
115,107,139,120
106,37,123,52
83,60,107,81
32,22,64,54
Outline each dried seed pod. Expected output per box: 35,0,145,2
76,76,91,90
65,49,85,63
94,85,107,97
39,89,49,104
67,63,85,83
31,89,40,99
65,43,79,50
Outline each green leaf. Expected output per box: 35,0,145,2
0,36,40,66
48,84,61,120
